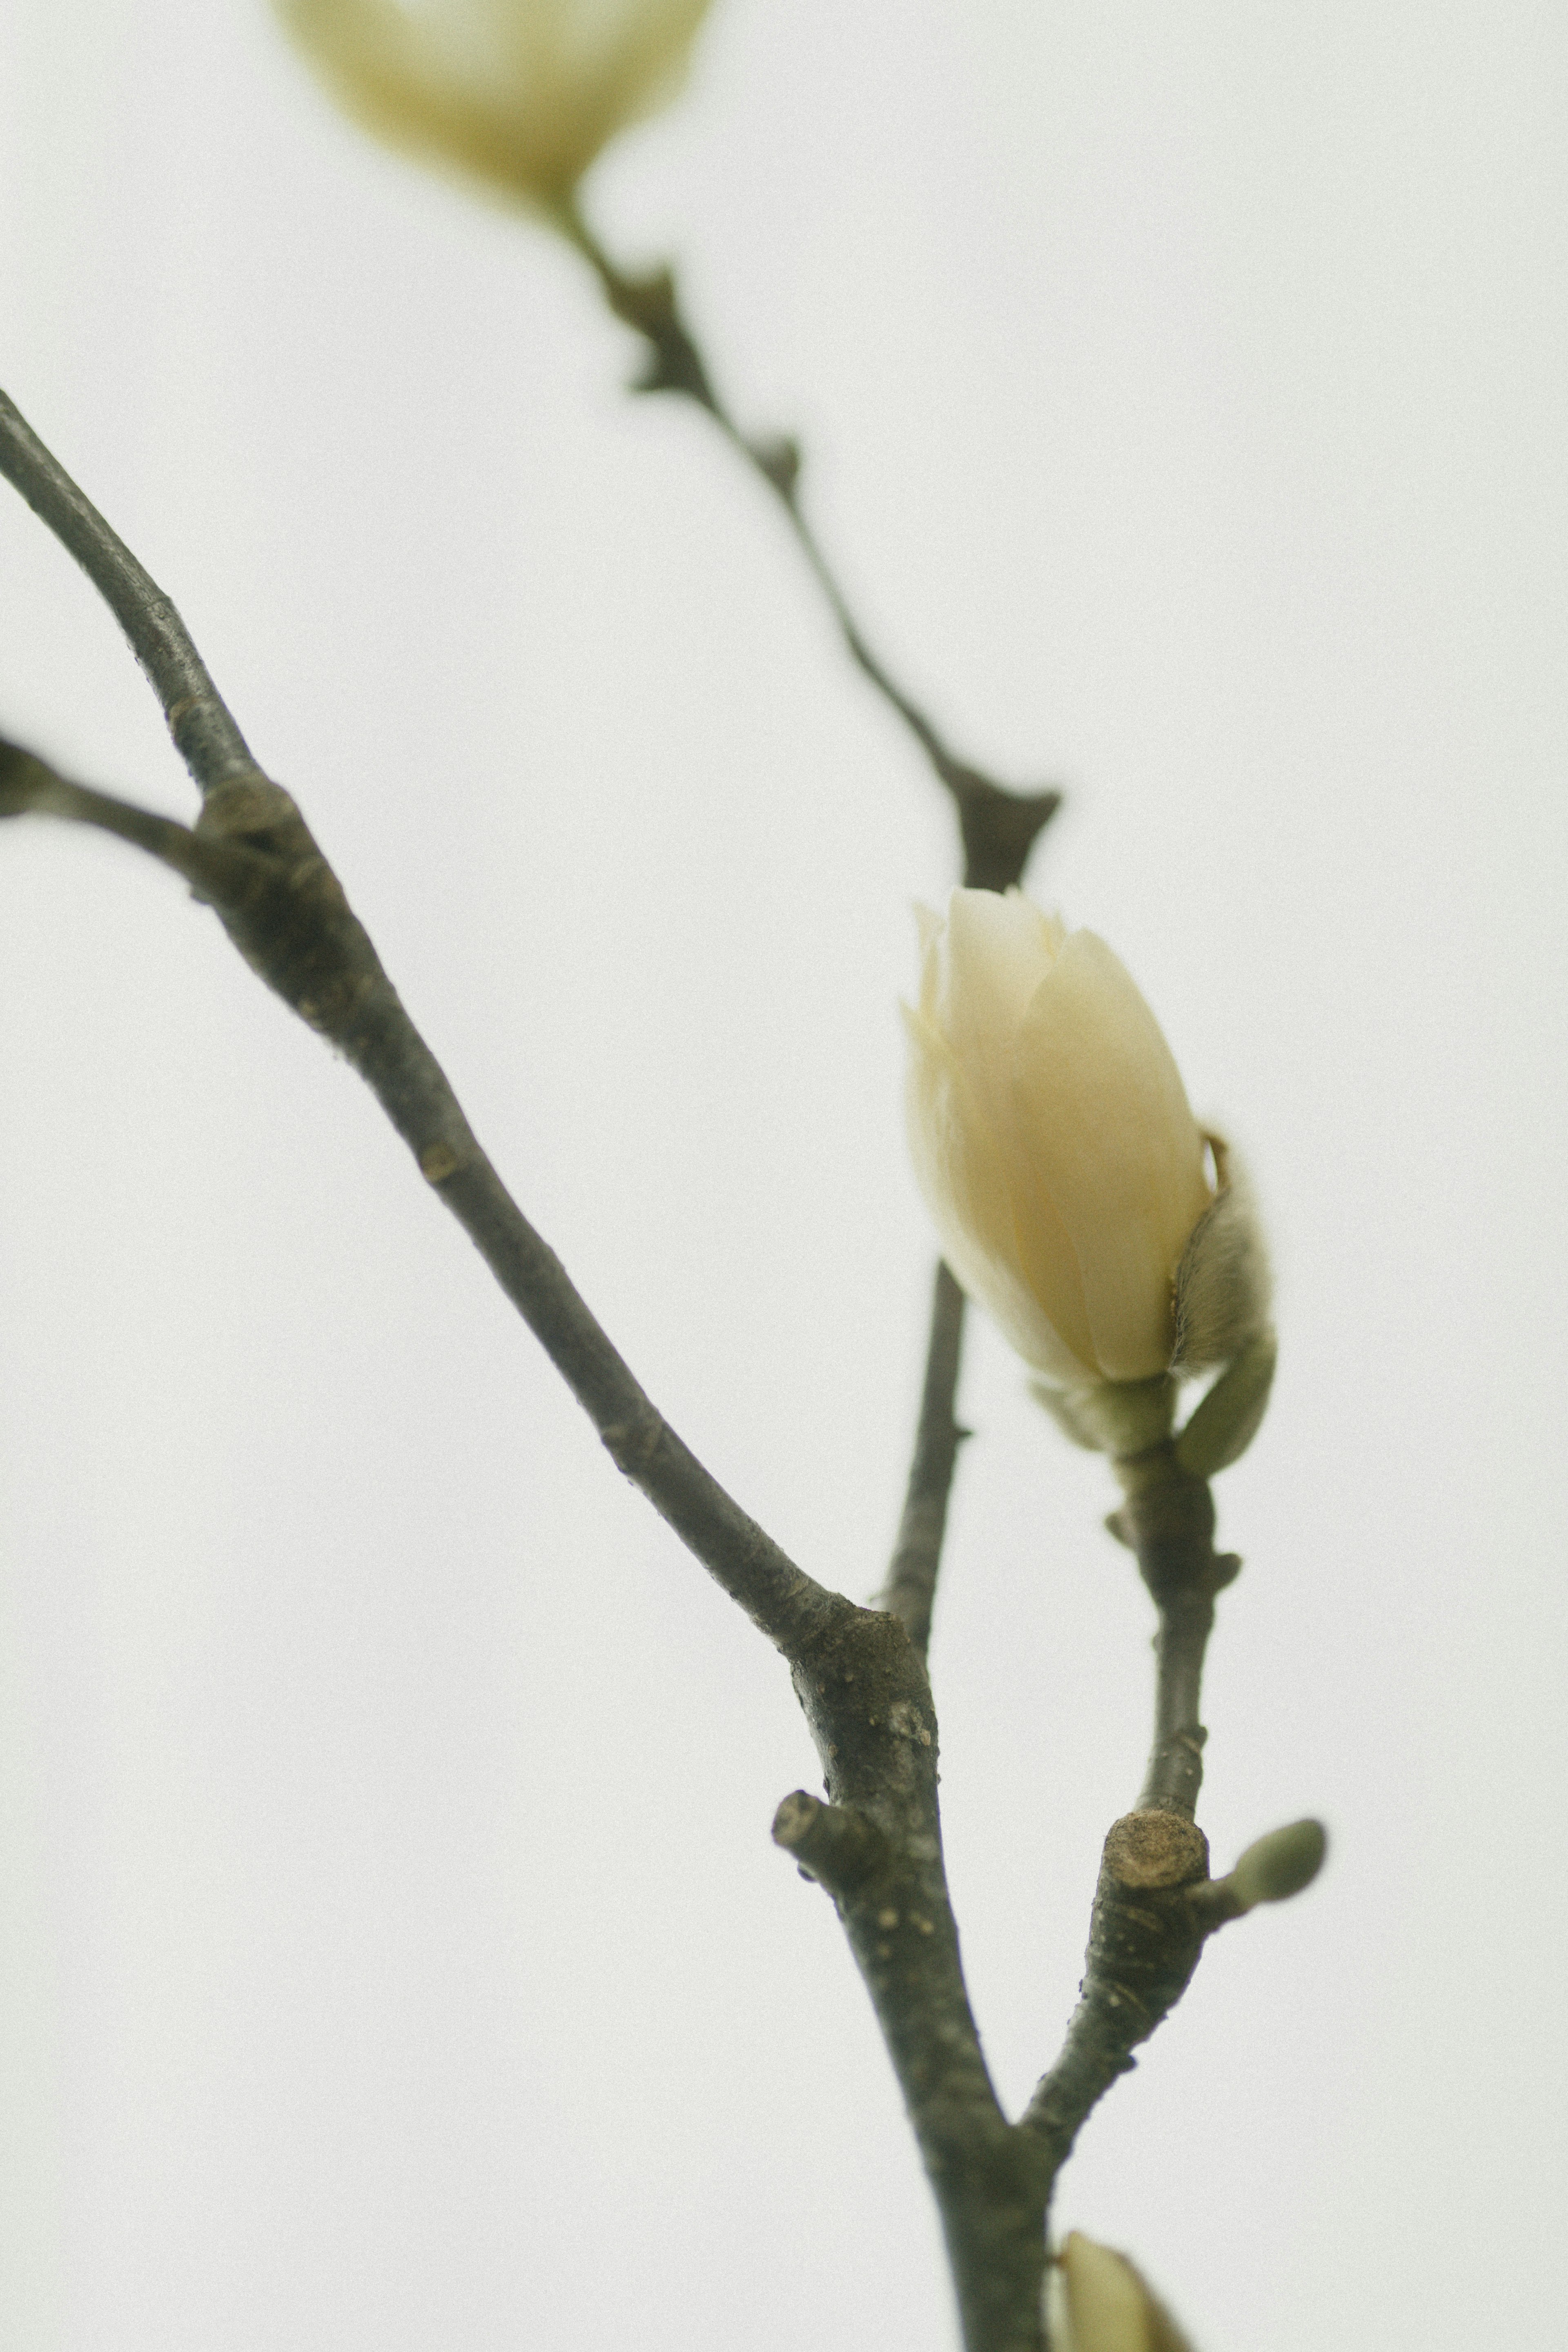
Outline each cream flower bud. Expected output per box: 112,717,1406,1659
903,889,1219,1388
276,0,714,207
1047,2233,1197,2352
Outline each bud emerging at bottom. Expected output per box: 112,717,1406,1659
1047,2234,1198,2352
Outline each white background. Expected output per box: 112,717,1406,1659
1,3,1564,2346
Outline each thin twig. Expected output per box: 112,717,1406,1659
0,391,259,794
0,753,1049,2352
553,201,1063,890
1020,1447,1241,2180
1109,1445,1240,1819
0,729,829,1650
882,1258,967,1657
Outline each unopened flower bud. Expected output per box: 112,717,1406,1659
903,889,1265,1399
1047,2232,1197,2352
276,0,714,207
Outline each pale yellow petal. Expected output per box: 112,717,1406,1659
998,1112,1098,1374
1057,2235,1153,2352
935,886,1062,1134
1011,933,1211,1381
902,1003,1094,1384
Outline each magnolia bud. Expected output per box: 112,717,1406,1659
276,0,714,207
903,889,1265,1394
1047,2233,1197,2352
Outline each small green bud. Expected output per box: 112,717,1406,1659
1229,1817,1327,1911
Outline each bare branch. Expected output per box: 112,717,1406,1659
0,739,252,885
780,1612,1053,2352
881,1258,968,1656
0,711,834,1652
0,385,1064,2352
0,391,259,794
1021,1447,1241,2178
554,203,1062,892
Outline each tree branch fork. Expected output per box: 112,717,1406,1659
0,357,1319,2352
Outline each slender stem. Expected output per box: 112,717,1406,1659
1019,1447,1241,2182
882,1259,967,1657
0,727,833,1654
1111,1444,1238,1821
1139,1592,1214,1815
0,391,259,793
0,741,251,885
553,202,1062,893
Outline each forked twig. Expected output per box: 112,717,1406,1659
0,392,1050,2350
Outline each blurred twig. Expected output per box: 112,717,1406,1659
555,201,1063,891
881,1259,968,1657
553,207,1067,1666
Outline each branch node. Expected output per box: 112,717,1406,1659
771,1791,889,1893
748,434,801,497
1022,1811,1213,2164
600,1405,667,1477
956,775,1064,893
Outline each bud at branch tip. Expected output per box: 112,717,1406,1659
902,890,1272,1466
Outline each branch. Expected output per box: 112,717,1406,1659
550,208,1067,1661
1020,1446,1242,2174
880,1258,967,1657
0,391,258,794
0,388,1063,2352
774,1613,1054,2352
1110,1446,1240,1818
553,202,1062,893
0,721,837,1651
6,728,1051,2346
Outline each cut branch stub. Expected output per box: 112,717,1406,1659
772,1791,889,1891
1022,1810,1211,2169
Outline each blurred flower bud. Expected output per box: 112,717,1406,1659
1047,2232,1197,2352
276,0,714,207
902,889,1221,1388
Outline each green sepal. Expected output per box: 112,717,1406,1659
1033,1375,1177,1458
1174,1328,1277,1478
